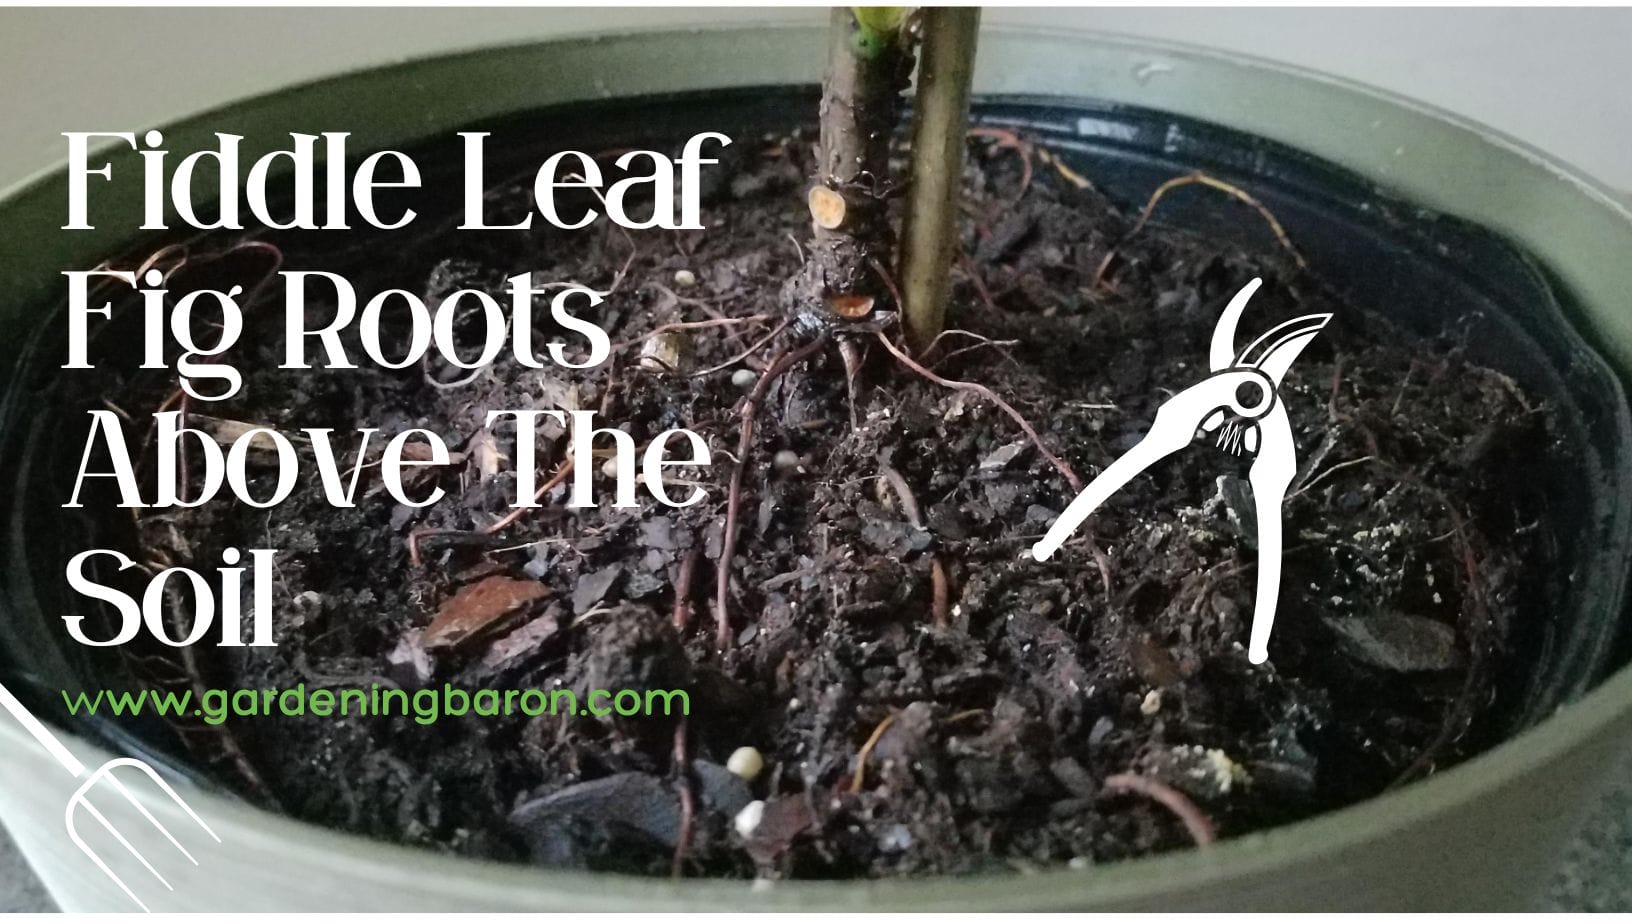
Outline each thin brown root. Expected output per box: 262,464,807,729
99,398,135,423
643,281,736,317
715,337,830,651
876,330,1083,491
644,281,751,349
926,328,1022,371
133,387,183,489
1103,772,1216,847
407,457,574,566
1288,455,1373,501
838,337,866,432
879,463,951,628
923,327,1020,358
131,243,191,284
957,251,997,311
930,556,951,628
613,315,774,352
968,126,1033,199
939,341,1023,369
670,719,696,878
868,256,905,311
482,458,575,536
1088,543,1114,600
1327,358,1346,420
691,318,792,378
876,463,924,528
177,391,191,503
1092,171,1307,289
1042,147,1093,190
850,712,899,794
672,545,701,631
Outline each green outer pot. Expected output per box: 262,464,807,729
0,25,1628,912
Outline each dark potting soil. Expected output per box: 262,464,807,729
95,127,1553,879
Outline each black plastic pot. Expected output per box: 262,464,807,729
0,27,1627,912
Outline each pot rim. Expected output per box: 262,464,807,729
34,669,1628,910
1,22,1629,909
1,20,1629,217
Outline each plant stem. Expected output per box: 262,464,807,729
796,8,913,319
898,7,980,355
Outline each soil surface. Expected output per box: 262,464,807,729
89,126,1552,879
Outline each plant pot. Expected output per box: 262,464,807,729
0,25,1627,911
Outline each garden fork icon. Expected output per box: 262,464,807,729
1033,278,1330,664
0,681,219,911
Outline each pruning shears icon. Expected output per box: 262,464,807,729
1032,278,1331,664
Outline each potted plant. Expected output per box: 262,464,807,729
0,18,1626,912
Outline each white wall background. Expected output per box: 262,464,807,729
0,7,1630,195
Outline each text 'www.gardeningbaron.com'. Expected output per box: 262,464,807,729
61,684,690,726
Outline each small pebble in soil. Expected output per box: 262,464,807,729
673,268,697,288
772,450,800,474
727,746,765,781
734,800,766,839
1140,689,1163,716
1087,715,1116,746
639,330,686,373
878,824,914,853
601,456,620,480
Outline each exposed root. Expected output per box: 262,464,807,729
1328,358,1346,420
924,327,1020,357
715,337,830,651
876,329,1083,491
1093,171,1308,289
930,556,951,628
690,318,792,378
868,255,905,311
135,388,184,476
643,281,738,321
177,391,192,502
672,544,701,631
1088,542,1114,600
1103,772,1216,847
131,243,192,284
957,250,998,310
613,314,775,352
850,711,898,794
878,463,950,628
1288,455,1373,501
670,718,696,878
407,457,574,567
967,126,1104,202
968,126,1034,199
837,337,866,432
643,280,759,353
876,463,924,528
1041,147,1094,190
422,361,489,391
927,329,1021,370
